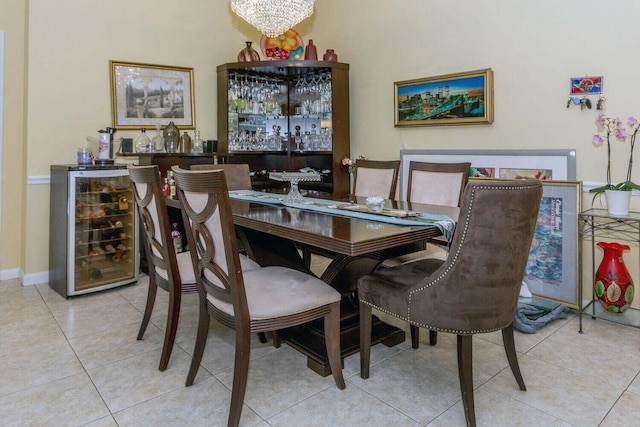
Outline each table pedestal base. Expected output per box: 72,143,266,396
279,297,406,377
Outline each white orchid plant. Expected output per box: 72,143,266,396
591,112,640,194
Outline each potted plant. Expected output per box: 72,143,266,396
591,113,640,215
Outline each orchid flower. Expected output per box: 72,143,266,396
595,112,606,131
591,113,640,193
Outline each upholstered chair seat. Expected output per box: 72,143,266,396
205,266,340,319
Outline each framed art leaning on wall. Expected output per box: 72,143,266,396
394,68,494,127
523,180,582,308
110,60,195,130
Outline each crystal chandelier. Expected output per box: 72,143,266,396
231,0,315,38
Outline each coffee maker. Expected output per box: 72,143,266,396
96,127,117,165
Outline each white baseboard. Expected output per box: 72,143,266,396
21,270,49,286
0,268,20,281
0,268,48,286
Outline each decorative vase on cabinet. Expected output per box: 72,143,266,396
594,241,634,313
238,41,260,62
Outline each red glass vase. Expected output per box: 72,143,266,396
595,242,634,313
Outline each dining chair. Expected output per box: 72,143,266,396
396,161,471,347
190,163,252,191
406,160,471,207
358,179,542,427
353,159,401,199
172,166,346,427
128,165,260,371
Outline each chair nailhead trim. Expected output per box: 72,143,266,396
401,182,539,331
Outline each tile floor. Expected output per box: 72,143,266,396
2,272,640,426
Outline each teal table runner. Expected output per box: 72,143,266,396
229,190,456,241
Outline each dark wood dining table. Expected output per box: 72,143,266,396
167,193,458,376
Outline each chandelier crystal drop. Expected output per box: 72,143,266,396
231,0,315,38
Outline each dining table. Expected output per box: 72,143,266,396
166,189,458,376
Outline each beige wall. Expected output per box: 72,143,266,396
3,1,640,306
0,0,27,277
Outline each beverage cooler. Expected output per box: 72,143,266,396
49,165,139,297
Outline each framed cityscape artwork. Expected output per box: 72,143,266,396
394,68,494,127
110,60,195,130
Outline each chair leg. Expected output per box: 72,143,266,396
429,330,438,346
359,302,373,379
228,325,251,427
457,334,476,427
410,325,420,348
502,323,527,391
185,298,210,386
302,245,312,269
137,275,158,340
158,286,181,371
272,331,282,348
324,302,346,390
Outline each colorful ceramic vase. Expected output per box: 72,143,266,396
595,241,634,313
238,41,260,62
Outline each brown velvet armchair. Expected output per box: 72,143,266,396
358,179,542,427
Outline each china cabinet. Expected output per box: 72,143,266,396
49,165,139,297
217,60,350,195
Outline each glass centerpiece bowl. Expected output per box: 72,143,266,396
269,171,321,203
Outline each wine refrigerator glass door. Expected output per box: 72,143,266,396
68,169,139,295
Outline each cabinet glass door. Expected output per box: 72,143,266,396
70,170,138,293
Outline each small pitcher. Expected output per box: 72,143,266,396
77,147,94,165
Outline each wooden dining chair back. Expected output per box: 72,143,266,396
172,166,346,427
190,163,252,191
354,159,401,199
128,165,198,371
406,161,471,207
358,179,542,427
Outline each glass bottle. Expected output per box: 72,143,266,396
161,178,170,197
180,131,191,153
163,121,179,153
167,171,176,198
153,123,165,152
171,222,182,253
135,128,153,153
191,130,203,153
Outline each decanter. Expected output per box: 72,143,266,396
191,130,203,153
152,123,165,152
135,128,153,153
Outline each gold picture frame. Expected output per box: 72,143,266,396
394,68,494,127
110,60,195,130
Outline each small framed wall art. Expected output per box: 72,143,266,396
110,60,195,130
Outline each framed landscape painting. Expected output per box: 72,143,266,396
394,68,494,127
110,60,195,130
